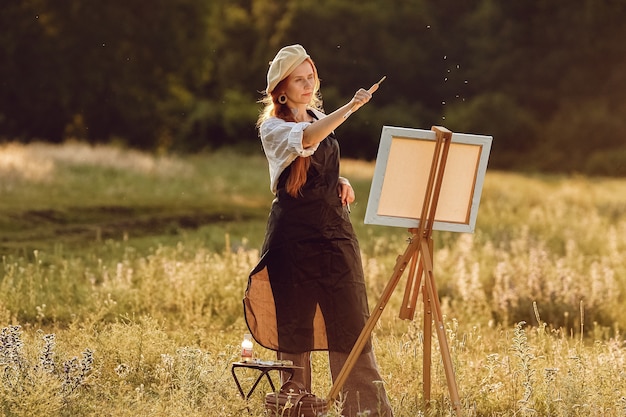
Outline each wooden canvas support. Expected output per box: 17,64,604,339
327,126,462,416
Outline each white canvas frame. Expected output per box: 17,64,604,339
364,126,492,233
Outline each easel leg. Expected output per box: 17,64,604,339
423,257,432,406
423,281,432,404
399,251,423,320
399,240,435,408
420,239,462,414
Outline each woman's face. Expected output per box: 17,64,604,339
283,60,315,106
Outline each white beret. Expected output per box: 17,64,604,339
266,44,310,94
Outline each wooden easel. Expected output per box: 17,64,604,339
327,126,462,415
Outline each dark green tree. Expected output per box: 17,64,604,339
2,0,626,174
1,0,211,149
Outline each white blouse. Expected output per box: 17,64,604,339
259,108,326,194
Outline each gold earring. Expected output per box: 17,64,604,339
278,94,287,104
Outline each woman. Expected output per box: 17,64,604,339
244,44,393,416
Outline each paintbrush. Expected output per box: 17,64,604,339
343,76,386,119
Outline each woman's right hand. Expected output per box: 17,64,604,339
303,84,376,147
348,88,373,112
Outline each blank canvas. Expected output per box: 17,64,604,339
365,126,492,233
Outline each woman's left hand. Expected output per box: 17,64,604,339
338,181,355,207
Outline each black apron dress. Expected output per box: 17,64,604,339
244,121,371,354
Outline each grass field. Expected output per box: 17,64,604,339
1,141,626,416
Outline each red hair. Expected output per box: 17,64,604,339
271,81,311,197
257,58,322,197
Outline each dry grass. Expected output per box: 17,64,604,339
0,141,190,184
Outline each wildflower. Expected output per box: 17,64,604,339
161,353,174,369
62,348,94,393
115,363,131,378
0,325,24,370
39,333,57,373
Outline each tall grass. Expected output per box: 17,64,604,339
1,141,626,416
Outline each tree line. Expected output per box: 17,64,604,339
2,0,626,174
